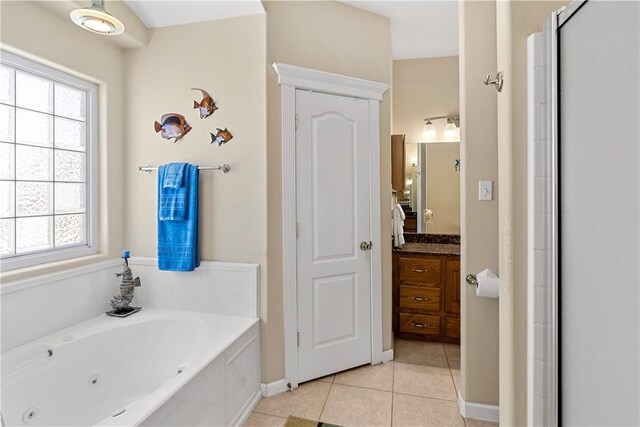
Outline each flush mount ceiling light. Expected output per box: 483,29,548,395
70,0,124,35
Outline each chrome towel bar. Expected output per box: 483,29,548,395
138,164,231,174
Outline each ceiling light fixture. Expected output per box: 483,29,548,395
70,0,124,35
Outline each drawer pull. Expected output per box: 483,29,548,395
411,296,431,302
411,322,432,328
413,268,429,273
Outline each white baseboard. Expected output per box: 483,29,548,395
382,349,394,363
458,390,499,422
261,379,289,397
232,390,263,426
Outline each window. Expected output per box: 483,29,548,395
0,51,98,270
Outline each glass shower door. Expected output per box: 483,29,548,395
559,1,639,425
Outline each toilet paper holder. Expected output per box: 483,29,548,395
466,274,478,287
466,269,500,298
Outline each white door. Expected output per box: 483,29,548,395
295,89,372,383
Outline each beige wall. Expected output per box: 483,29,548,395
0,1,126,282
265,1,392,382
495,1,568,424
426,143,461,234
1,0,392,387
123,14,268,373
393,57,460,144
0,0,394,388
458,0,500,406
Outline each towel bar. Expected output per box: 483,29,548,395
138,164,231,174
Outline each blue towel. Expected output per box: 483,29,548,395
158,163,188,221
163,162,187,189
157,163,200,271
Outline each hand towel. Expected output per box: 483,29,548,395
158,163,200,271
158,163,188,221
392,203,406,247
162,162,187,189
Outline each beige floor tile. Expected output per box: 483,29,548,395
253,380,331,420
394,339,449,367
320,384,393,427
465,418,499,427
394,362,458,401
451,368,461,395
317,374,335,383
333,361,394,391
445,344,461,369
243,411,287,427
393,393,465,427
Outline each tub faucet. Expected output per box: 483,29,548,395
107,250,142,317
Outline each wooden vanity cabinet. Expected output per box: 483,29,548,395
391,134,406,193
444,259,461,340
393,253,460,343
403,214,417,233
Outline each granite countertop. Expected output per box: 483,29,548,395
393,233,460,256
394,242,460,256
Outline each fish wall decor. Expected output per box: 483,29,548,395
154,113,192,143
191,88,218,119
210,128,233,146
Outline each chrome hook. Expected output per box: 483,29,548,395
483,71,504,92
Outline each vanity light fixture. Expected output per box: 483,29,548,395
419,115,460,142
444,118,460,139
422,120,437,139
70,0,124,35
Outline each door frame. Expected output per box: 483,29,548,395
273,63,389,389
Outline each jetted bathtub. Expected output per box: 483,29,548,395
1,308,261,426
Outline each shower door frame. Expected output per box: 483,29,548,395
528,1,588,425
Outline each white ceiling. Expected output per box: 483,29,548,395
122,0,457,60
342,1,458,60
123,0,264,28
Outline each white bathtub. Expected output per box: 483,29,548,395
1,308,261,426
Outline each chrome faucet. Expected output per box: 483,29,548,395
107,250,142,317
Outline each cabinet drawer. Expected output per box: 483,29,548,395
398,257,442,285
445,316,460,339
399,286,441,312
399,313,441,336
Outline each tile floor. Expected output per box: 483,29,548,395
244,339,498,427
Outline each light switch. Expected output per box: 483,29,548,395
479,180,493,201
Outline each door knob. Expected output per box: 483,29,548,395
360,241,373,251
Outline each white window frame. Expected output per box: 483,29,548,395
0,50,99,271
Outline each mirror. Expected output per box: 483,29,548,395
403,141,460,234
390,56,460,235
